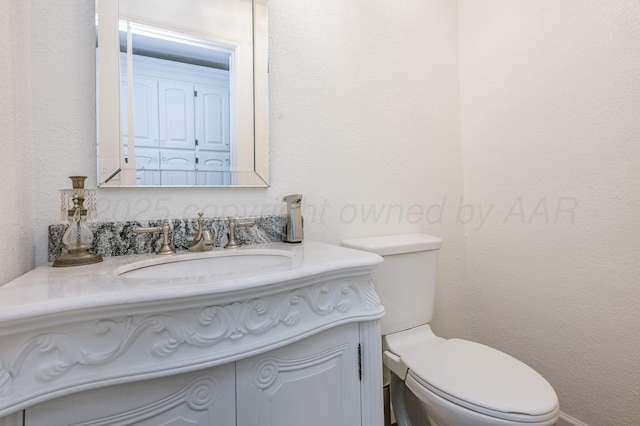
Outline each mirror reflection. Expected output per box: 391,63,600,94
96,0,269,187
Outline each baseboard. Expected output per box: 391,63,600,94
557,411,589,426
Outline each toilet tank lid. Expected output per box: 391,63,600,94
341,233,442,256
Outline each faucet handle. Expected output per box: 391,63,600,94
225,220,239,249
224,219,255,249
133,222,176,255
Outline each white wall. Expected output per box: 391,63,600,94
29,0,468,337
0,0,34,285
459,1,640,425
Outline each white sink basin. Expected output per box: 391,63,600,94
116,249,294,280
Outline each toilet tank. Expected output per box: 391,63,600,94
342,234,442,336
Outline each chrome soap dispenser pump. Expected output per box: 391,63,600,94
282,194,303,243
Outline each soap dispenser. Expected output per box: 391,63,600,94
282,194,303,243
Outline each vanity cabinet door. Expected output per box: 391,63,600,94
0,412,23,426
236,324,363,426
24,364,235,426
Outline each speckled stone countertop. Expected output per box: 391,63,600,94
48,215,287,262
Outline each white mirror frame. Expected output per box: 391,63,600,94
96,0,268,187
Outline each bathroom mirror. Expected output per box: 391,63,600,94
96,0,268,187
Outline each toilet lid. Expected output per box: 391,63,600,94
402,338,558,419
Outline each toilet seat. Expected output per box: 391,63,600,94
384,327,559,423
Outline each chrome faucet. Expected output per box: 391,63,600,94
133,222,176,255
188,212,214,252
225,219,256,249
282,194,303,243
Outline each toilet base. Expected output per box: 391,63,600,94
390,372,432,426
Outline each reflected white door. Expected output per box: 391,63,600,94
159,80,196,150
121,75,159,147
196,84,230,152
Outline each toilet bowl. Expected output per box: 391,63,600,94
342,234,559,426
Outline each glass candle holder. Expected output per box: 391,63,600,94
52,176,103,267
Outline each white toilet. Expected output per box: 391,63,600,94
342,234,559,426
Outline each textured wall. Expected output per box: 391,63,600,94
0,0,33,285
459,1,640,425
29,0,468,336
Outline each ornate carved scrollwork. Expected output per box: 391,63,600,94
0,363,12,397
2,279,375,397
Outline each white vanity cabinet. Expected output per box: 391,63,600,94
21,324,364,426
0,242,384,426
